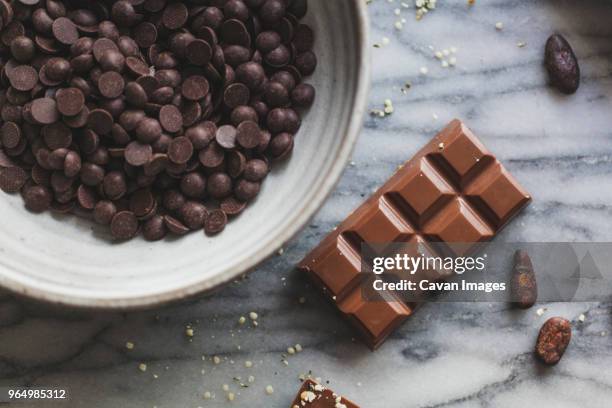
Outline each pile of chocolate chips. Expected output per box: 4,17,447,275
0,0,316,241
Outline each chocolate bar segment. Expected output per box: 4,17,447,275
290,379,359,408
299,120,531,349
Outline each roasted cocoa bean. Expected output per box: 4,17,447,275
535,317,571,365
511,249,537,309
545,34,580,94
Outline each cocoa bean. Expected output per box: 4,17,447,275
545,34,580,94
511,249,537,309
535,317,571,365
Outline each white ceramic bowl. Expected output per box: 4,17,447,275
0,1,370,308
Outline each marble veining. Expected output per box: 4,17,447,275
1,1,612,407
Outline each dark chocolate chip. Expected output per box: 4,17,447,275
186,39,212,66
179,200,208,229
94,200,117,225
168,136,193,164
162,2,188,30
220,196,246,216
8,65,38,91
243,159,268,181
291,83,315,107
98,71,125,98
199,142,225,168
215,125,237,149
56,87,85,116
87,108,114,134
110,211,138,240
159,105,183,133
236,121,260,149
223,83,250,109
31,97,60,125
204,208,227,235
164,214,189,235
234,178,260,201
129,188,155,217
103,171,127,199
23,184,52,212
125,141,153,166
143,214,167,240
0,166,28,193
207,172,232,199
1,121,21,149
181,75,210,101
77,184,97,210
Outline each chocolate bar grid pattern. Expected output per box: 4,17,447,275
300,120,531,348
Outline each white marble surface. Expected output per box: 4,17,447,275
2,1,612,407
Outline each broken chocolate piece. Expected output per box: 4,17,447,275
290,379,359,408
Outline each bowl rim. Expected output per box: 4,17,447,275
1,0,371,309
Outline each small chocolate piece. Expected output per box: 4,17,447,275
199,142,224,168
204,208,227,235
31,98,59,125
110,211,139,240
180,172,206,198
291,83,315,107
243,159,268,181
135,118,162,143
215,125,237,149
186,39,212,66
168,136,193,164
290,379,360,408
536,317,571,365
224,83,250,109
98,71,125,98
87,109,113,135
94,200,117,225
159,104,183,133
0,166,28,193
55,88,85,117
125,141,153,166
236,121,260,149
143,215,167,241
1,122,21,149
51,17,79,45
220,196,246,216
234,179,260,201
181,75,209,101
162,2,188,30
179,201,208,230
8,65,38,91
23,185,52,213
207,172,232,199
164,214,190,235
511,249,537,309
76,184,97,210
299,120,532,349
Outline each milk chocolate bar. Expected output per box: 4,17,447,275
290,379,359,408
299,120,531,349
